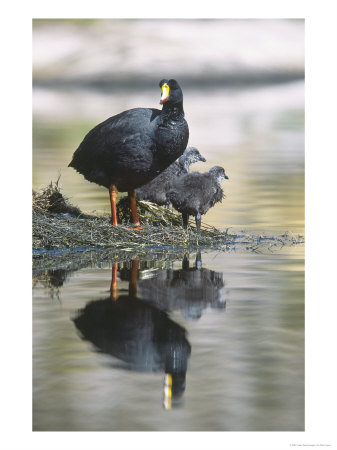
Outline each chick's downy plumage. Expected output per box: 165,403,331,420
168,166,229,232
136,146,206,206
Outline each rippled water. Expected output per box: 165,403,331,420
33,80,304,431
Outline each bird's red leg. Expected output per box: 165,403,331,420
109,184,118,226
128,189,141,227
110,262,118,301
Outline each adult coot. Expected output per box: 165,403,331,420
136,146,206,207
167,166,229,233
68,79,189,226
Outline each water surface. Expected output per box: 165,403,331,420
33,247,304,431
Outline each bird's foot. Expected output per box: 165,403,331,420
127,223,144,231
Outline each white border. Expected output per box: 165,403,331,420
2,1,337,449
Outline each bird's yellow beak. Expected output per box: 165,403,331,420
160,83,170,104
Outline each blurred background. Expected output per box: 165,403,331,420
32,18,304,233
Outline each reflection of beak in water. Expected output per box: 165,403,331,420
163,372,187,410
73,259,191,409
163,373,172,410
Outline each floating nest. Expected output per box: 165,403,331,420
33,182,304,264
33,182,233,252
33,180,84,217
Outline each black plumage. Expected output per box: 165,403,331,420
73,295,191,378
167,166,229,232
68,79,189,226
136,146,206,206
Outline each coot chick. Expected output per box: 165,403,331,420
136,252,225,320
68,79,189,226
167,166,229,232
136,146,206,207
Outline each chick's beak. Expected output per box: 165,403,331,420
199,156,206,162
160,83,170,104
225,173,229,180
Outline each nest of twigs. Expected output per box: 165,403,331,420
33,182,232,252
117,196,182,227
33,182,304,259
33,180,84,217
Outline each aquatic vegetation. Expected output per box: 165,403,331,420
32,183,304,260
33,182,231,251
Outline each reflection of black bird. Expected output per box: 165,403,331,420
74,296,190,384
168,166,229,232
73,262,191,409
136,146,206,207
68,79,189,226
135,252,225,320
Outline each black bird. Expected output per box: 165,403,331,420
136,146,206,207
68,79,189,226
167,166,229,233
